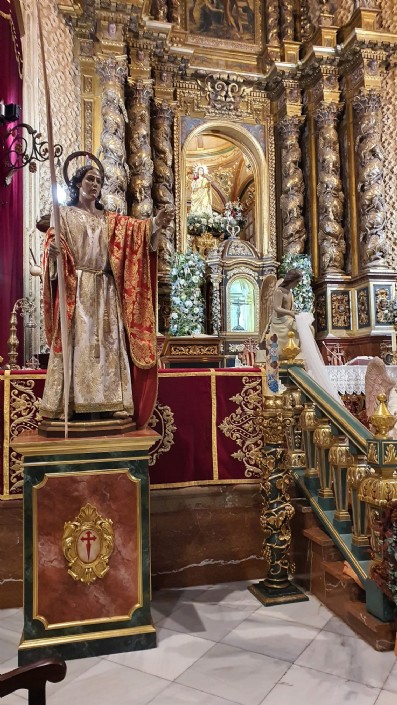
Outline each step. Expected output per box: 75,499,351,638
346,600,396,652
322,560,364,617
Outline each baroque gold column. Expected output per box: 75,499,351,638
96,55,129,214
249,394,308,606
278,116,306,255
280,0,294,40
266,0,280,45
353,90,387,269
126,81,154,219
315,102,346,274
152,100,175,274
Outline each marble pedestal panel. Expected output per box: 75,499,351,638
12,429,159,665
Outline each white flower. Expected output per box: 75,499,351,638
170,312,178,319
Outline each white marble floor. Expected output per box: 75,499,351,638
1,582,397,705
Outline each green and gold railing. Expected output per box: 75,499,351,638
251,359,397,622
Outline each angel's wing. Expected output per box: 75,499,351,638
259,274,277,343
365,356,394,419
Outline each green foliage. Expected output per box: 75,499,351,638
169,250,206,336
279,253,314,313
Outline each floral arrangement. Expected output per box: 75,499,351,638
279,253,314,313
169,250,206,336
223,199,246,228
187,212,225,236
187,199,246,237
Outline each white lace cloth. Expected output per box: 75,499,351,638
325,365,397,395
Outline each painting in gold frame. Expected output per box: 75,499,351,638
186,0,256,44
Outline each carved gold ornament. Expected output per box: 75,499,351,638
62,503,114,584
148,402,176,466
219,376,263,478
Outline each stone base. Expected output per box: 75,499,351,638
0,500,23,608
18,627,156,665
248,580,309,607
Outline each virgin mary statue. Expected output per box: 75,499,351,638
190,165,213,217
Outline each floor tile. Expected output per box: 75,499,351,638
222,612,319,662
295,630,396,689
0,695,25,704
0,610,23,635
106,628,215,680
195,582,259,610
151,588,208,624
149,682,241,705
321,615,359,639
45,660,170,705
255,594,332,630
157,600,257,642
0,627,21,665
259,664,380,705
383,660,397,693
176,642,290,705
376,691,397,705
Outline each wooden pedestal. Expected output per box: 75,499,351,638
12,429,159,665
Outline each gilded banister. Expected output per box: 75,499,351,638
347,455,371,559
313,419,335,509
328,437,353,532
300,402,319,490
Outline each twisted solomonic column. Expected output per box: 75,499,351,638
278,116,306,255
266,0,280,45
96,56,129,214
126,82,154,219
151,99,175,273
280,0,294,40
353,90,387,268
315,102,346,274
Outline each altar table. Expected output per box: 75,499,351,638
0,368,266,499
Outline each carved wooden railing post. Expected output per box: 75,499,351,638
283,387,306,471
249,394,308,606
358,434,397,621
313,419,335,510
126,81,154,219
329,437,353,533
300,402,319,491
278,116,306,255
347,454,371,559
96,55,129,214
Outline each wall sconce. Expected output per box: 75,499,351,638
1,102,63,186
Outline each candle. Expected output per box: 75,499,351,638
392,330,396,353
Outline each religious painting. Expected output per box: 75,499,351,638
186,0,255,43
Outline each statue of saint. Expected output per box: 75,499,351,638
36,159,173,428
190,165,213,218
259,269,302,360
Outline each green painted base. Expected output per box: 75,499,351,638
333,517,352,534
18,627,157,666
365,580,396,623
351,544,371,561
248,581,309,607
304,476,320,493
317,496,336,511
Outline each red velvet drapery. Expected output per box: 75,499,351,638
0,0,23,363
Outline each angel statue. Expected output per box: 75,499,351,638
258,268,341,402
259,269,302,359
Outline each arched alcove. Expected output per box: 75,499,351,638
179,120,269,255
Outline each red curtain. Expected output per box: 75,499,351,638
0,0,23,363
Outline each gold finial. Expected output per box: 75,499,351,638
370,393,396,439
282,330,301,361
